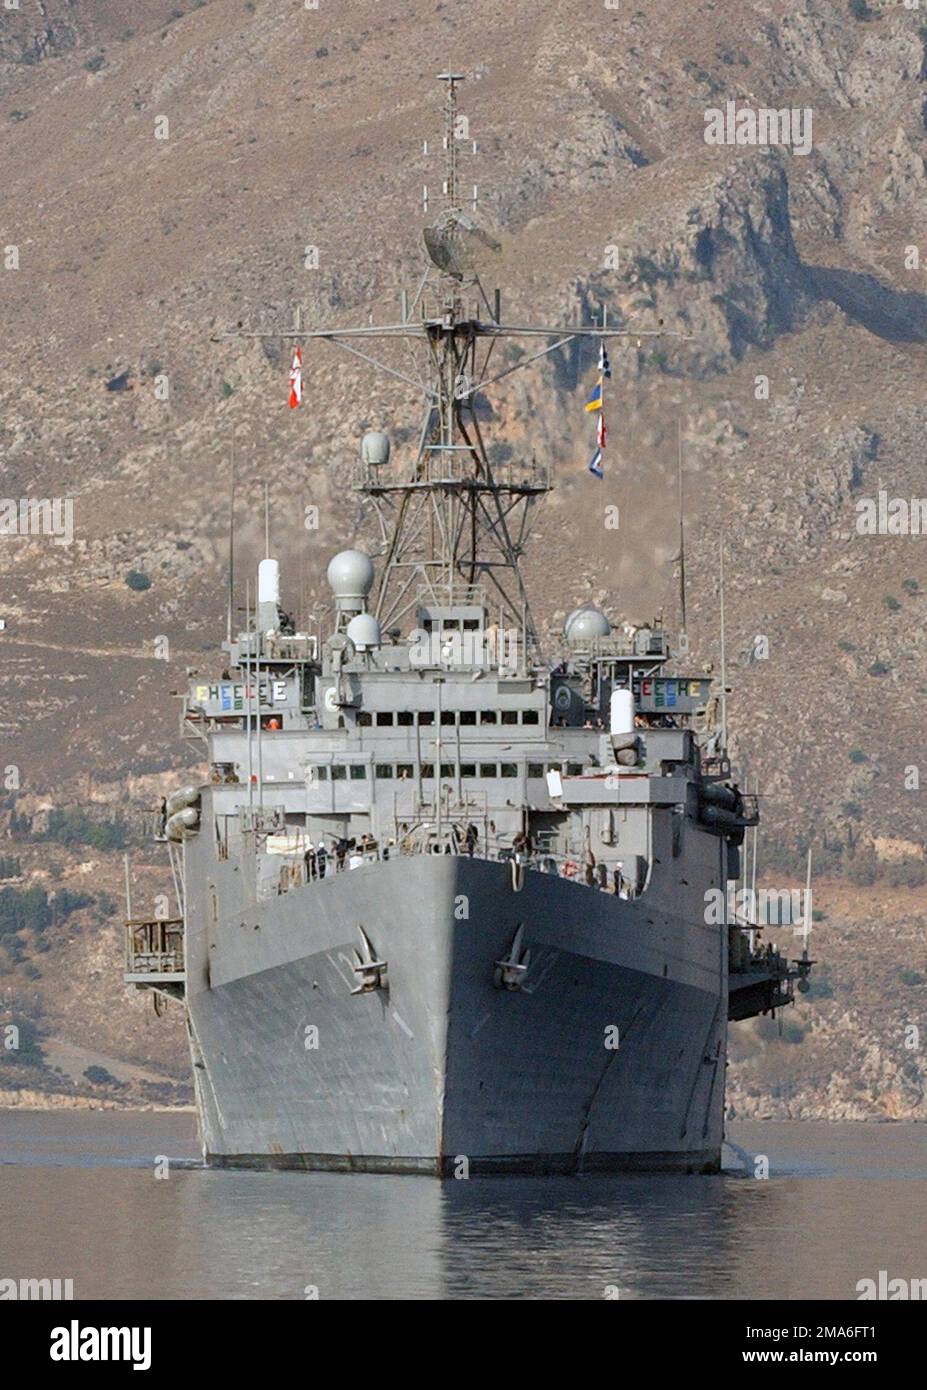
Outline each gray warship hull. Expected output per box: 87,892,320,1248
125,75,812,1176
185,854,726,1174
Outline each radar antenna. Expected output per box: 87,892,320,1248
217,73,688,659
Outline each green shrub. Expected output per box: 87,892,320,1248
885,859,927,888
125,570,151,592
849,749,867,764
84,1065,120,1086
900,969,924,987
0,886,52,937
46,808,132,851
847,851,879,886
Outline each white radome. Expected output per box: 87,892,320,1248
564,606,611,642
361,431,391,467
326,549,375,601
346,613,382,650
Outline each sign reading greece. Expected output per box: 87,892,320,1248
192,680,287,715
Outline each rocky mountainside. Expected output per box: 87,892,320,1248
1,0,925,1114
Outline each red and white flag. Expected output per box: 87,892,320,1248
597,412,607,450
288,346,303,409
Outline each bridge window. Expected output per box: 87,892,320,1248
480,710,497,725
357,712,372,727
418,711,434,726
397,711,413,726
501,711,518,726
500,763,518,778
376,764,394,779
522,710,539,725
315,766,329,781
567,762,583,776
459,710,476,726
440,711,455,726
396,764,413,779
460,763,476,777
479,763,497,778
527,763,544,779
350,766,367,780
376,712,393,727
421,763,434,778
440,763,455,778
331,766,346,781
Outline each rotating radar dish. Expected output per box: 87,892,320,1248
423,210,501,281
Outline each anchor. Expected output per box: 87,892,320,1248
493,923,531,991
351,925,388,994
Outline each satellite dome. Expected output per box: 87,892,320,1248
346,613,382,650
361,431,390,467
326,550,375,604
565,607,611,643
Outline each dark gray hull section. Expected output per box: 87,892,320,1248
186,857,726,1175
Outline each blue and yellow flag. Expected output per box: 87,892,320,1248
585,378,603,412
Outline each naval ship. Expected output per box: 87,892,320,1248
124,77,812,1174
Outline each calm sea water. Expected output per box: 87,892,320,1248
1,1110,925,1299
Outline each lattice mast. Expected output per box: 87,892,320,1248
221,74,683,655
